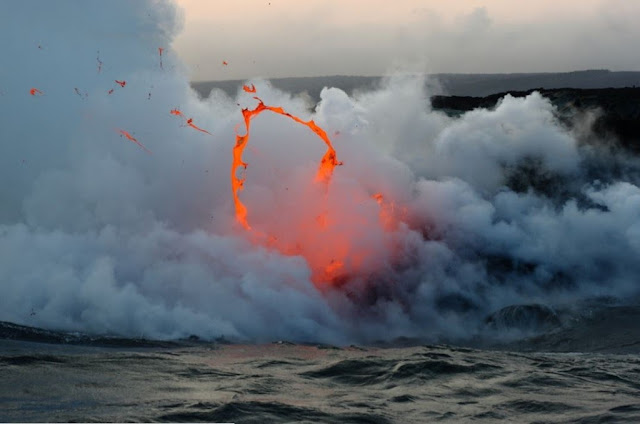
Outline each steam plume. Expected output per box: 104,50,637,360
2,1,640,344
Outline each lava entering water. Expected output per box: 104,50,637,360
231,95,342,230
229,92,403,285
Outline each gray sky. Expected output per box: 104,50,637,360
173,0,640,81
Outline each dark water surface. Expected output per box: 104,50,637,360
2,339,639,423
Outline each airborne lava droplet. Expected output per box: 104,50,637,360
170,108,185,118
170,109,212,135
186,118,212,135
118,129,152,154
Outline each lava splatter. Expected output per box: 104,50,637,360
186,118,212,135
170,108,185,118
118,129,152,154
170,109,212,136
231,96,342,230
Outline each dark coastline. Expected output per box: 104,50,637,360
3,298,640,354
192,72,640,153
431,87,640,153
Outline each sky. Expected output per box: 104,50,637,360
173,0,640,81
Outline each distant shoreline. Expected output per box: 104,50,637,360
4,299,640,354
191,69,640,99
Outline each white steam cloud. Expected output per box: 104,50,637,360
2,0,640,344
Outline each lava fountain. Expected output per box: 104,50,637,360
231,89,401,286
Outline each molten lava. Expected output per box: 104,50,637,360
118,129,151,154
228,89,409,286
372,193,405,231
231,96,342,230
226,91,396,285
170,109,212,136
170,108,184,117
186,118,212,135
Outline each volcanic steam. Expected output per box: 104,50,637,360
2,0,640,344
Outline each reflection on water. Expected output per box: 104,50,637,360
2,340,640,423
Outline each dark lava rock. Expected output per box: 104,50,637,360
0,321,178,348
431,87,640,153
485,304,561,332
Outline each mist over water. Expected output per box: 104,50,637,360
2,0,640,345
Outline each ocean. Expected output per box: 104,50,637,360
2,318,640,423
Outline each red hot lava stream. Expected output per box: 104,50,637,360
231,96,342,230
231,93,402,285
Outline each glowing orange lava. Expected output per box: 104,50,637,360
227,91,410,285
170,108,185,117
29,88,43,96
231,96,342,230
115,80,126,88
186,118,212,135
243,84,256,93
170,109,212,136
372,192,404,231
118,129,151,154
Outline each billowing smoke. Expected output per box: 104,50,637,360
2,1,640,345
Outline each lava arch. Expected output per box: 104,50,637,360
231,96,342,230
